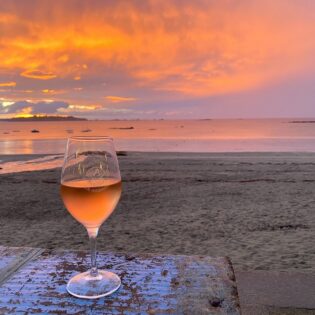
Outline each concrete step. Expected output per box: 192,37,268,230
236,270,315,314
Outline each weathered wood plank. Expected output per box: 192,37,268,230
0,245,43,286
0,248,240,314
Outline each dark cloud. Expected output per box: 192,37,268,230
1,100,69,114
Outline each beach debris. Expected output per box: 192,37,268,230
12,130,20,132
77,150,127,157
249,223,309,232
148,128,156,130
81,129,92,133
109,127,134,130
209,298,223,308
3,132,9,134
31,129,40,133
42,179,58,184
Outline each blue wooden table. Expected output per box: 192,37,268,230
0,246,240,314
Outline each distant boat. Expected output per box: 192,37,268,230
81,129,92,133
109,127,134,130
31,129,40,133
117,151,127,156
66,129,73,134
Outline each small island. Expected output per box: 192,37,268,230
1,115,87,122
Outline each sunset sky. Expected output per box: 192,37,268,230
1,0,315,119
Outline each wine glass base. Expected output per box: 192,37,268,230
67,270,121,299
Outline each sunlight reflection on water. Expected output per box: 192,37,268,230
0,155,63,174
0,139,66,155
1,138,315,156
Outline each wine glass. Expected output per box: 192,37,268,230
60,136,122,299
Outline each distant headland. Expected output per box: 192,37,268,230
1,115,87,122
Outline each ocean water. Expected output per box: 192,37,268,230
1,118,315,154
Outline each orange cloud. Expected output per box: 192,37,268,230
0,1,315,101
14,106,33,117
20,69,57,80
68,104,102,110
57,104,102,113
0,81,16,87
42,89,64,95
105,96,137,103
57,55,69,63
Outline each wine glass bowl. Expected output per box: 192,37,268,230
60,136,122,299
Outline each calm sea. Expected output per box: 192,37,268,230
1,118,315,154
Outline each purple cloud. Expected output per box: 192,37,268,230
1,100,69,114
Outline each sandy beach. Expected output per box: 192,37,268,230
1,152,315,272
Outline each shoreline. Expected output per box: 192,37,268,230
3,150,315,158
1,151,315,272
2,150,315,174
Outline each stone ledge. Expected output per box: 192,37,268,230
236,270,315,313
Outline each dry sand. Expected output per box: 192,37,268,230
1,152,315,272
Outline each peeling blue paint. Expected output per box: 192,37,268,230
0,247,240,314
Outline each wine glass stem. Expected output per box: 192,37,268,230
89,236,98,276
87,228,99,277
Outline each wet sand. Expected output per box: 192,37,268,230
1,152,315,272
